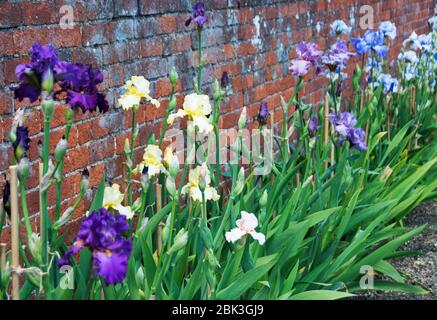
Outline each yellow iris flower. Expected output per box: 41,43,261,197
118,76,160,110
181,163,220,202
133,144,164,177
167,93,213,134
102,184,134,219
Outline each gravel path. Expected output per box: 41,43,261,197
363,202,437,300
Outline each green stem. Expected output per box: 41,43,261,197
128,109,137,206
158,87,175,146
41,118,51,266
19,179,32,240
197,28,203,93
0,208,5,240
55,124,72,222
166,196,178,252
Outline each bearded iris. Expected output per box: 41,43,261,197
330,20,352,36
322,40,356,72
351,30,388,57
118,76,160,110
13,42,109,114
377,74,399,94
59,208,132,285
329,112,367,151
12,42,59,102
56,63,109,113
133,145,164,177
185,2,207,28
293,41,324,76
167,93,213,134
379,21,397,40
289,59,311,77
181,163,220,202
102,184,134,220
225,211,265,245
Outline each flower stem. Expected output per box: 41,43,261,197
19,179,32,240
55,123,73,222
158,87,175,146
197,28,203,93
127,109,137,206
40,118,51,266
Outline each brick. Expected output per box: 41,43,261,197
157,16,177,34
0,2,23,28
81,23,110,46
171,34,192,53
114,0,138,17
21,2,59,25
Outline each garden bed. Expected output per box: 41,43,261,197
0,2,436,301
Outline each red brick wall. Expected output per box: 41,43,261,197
0,0,435,237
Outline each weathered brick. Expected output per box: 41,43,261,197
114,0,138,17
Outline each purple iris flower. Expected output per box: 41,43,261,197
185,2,207,28
289,59,311,77
257,101,270,125
322,40,356,71
57,63,109,113
12,42,109,114
329,112,357,136
348,128,368,151
59,208,132,285
12,43,59,102
295,42,324,75
329,112,367,151
308,117,319,133
290,42,324,77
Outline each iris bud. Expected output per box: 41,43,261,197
161,215,171,245
37,140,43,160
165,176,177,197
55,136,68,163
42,100,54,121
28,233,42,263
80,168,90,193
42,69,54,94
17,156,31,182
169,96,177,112
238,107,247,130
9,133,17,151
259,190,268,208
64,107,76,126
212,79,225,100
309,137,316,149
198,164,208,192
141,166,149,188
124,138,131,155
168,228,188,254
169,67,178,87
280,95,288,113
232,167,245,197
220,71,229,89
53,207,74,230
